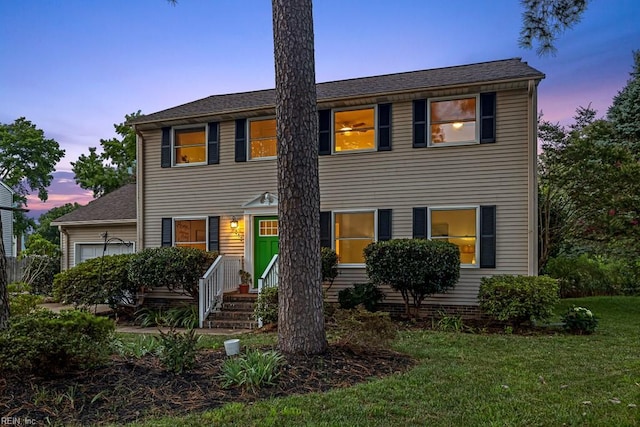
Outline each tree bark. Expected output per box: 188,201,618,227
272,0,327,354
0,219,10,330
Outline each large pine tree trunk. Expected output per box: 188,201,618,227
0,220,10,330
272,0,327,354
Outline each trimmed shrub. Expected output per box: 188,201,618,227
332,307,397,352
561,305,599,334
0,310,115,374
338,283,385,312
53,253,138,308
478,275,559,327
254,287,278,325
9,293,43,317
364,239,460,317
128,247,218,299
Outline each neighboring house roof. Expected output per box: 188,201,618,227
51,184,136,226
130,58,544,126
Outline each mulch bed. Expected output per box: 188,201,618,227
0,344,415,426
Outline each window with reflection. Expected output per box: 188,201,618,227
174,127,206,164
249,118,277,159
175,219,206,250
333,107,375,152
430,208,477,266
429,97,477,145
335,211,374,264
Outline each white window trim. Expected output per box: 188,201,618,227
171,124,208,167
427,94,480,147
173,216,208,250
332,208,378,268
247,116,277,161
331,105,378,154
427,205,480,269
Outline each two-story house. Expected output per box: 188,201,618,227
130,58,544,316
0,181,16,258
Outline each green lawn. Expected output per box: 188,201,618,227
126,297,640,427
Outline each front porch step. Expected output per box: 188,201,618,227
205,291,258,330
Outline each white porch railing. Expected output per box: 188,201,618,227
199,255,224,328
257,254,279,327
198,255,244,328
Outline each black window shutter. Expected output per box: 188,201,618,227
161,127,171,168
318,109,331,155
480,205,496,268
480,92,496,144
377,104,392,151
161,218,172,247
207,122,219,165
235,119,247,162
208,216,220,252
320,211,331,248
377,209,392,241
413,100,427,148
412,207,427,239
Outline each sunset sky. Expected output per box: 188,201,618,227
1,0,639,218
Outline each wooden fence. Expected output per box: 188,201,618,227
5,256,28,283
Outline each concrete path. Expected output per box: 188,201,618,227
38,303,252,336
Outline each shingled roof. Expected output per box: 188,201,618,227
131,58,544,125
52,184,136,225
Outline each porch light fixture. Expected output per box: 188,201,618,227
230,216,243,242
452,122,464,129
230,217,239,230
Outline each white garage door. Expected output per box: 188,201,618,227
75,243,135,266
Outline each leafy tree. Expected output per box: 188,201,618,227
539,53,640,267
0,117,65,235
32,203,81,246
22,233,60,258
72,111,140,197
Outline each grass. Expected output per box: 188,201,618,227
123,296,640,426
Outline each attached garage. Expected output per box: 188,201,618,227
75,242,136,266
52,184,137,270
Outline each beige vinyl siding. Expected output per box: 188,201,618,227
141,88,532,306
60,224,136,269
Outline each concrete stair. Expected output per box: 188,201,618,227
204,292,258,330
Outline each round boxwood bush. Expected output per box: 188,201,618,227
364,239,460,317
53,253,138,308
478,275,559,327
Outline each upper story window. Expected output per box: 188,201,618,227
249,118,277,160
429,207,478,267
174,218,206,251
174,126,206,165
428,95,479,146
333,107,376,152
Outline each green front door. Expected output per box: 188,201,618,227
253,216,279,288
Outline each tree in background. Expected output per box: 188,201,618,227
538,52,640,269
32,203,81,246
72,111,140,198
0,117,65,236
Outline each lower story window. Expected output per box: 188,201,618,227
429,207,478,266
175,219,206,250
335,211,374,264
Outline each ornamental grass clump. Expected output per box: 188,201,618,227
561,306,599,334
220,349,285,391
